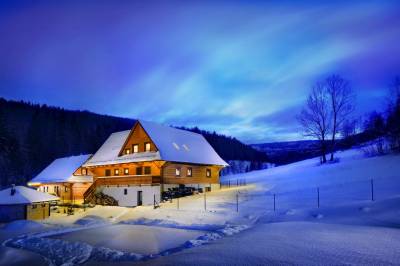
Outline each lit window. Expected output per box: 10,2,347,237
125,148,131,155
145,142,151,152
144,166,151,175
133,144,139,153
175,167,181,177
206,169,211,178
114,169,119,176
187,167,192,177
173,142,180,150
65,187,68,192
82,168,87,175
124,168,129,175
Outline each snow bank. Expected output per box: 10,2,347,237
74,215,108,226
3,220,45,231
5,236,92,266
120,218,224,231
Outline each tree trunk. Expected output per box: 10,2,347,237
330,114,337,161
321,138,327,163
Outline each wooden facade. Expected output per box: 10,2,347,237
119,122,158,155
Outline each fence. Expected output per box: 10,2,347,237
264,176,400,211
152,175,399,213
220,178,247,188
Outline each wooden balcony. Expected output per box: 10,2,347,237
94,175,161,186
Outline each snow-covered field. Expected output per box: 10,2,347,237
1,148,399,265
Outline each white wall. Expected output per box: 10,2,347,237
101,185,161,207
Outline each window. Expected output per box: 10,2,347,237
206,168,211,178
133,144,139,153
145,142,151,152
136,167,143,175
32,204,37,209
124,168,129,175
114,169,120,176
125,148,131,155
144,166,151,175
187,167,192,177
82,168,87,175
175,167,181,177
124,188,128,195
105,169,111,176
65,187,68,192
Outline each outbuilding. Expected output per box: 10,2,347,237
0,185,59,222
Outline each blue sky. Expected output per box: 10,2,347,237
0,1,399,143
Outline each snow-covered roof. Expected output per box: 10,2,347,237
84,120,228,167
0,186,59,205
29,154,92,184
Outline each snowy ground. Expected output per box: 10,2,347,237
1,148,399,265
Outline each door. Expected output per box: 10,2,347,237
137,191,143,206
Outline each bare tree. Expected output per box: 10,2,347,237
326,75,355,161
298,82,331,163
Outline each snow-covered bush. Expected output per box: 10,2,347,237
361,138,391,157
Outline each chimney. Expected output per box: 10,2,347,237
10,184,16,196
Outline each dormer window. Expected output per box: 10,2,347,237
145,142,151,152
124,168,129,175
133,144,139,153
82,168,87,175
114,169,120,176
125,148,131,155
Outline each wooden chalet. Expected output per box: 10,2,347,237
28,120,228,207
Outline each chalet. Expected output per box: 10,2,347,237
0,185,58,222
28,154,93,204
28,120,228,207
82,120,228,207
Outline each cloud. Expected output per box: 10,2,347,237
0,1,399,143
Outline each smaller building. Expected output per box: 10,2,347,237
28,154,93,204
0,185,59,222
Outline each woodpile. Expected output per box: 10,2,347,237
85,192,118,206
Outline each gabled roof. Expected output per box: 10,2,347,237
29,154,92,184
0,186,58,205
84,120,228,167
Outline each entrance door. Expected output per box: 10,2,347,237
137,191,143,206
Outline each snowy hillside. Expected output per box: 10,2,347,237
1,147,399,265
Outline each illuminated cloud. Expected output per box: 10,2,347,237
0,1,399,143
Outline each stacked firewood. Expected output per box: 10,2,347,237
85,192,118,206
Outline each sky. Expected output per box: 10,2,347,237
0,1,399,143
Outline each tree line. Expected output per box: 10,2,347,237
0,98,268,188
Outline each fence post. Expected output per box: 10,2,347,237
317,187,320,208
237,179,239,187
273,194,276,211
371,179,374,201
228,180,230,188
236,192,239,212
177,197,180,210
153,194,155,209
204,191,207,211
